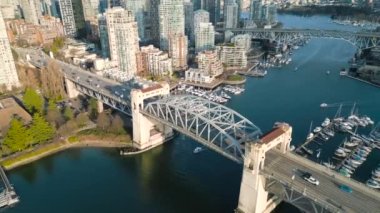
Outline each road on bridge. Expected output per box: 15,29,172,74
17,48,133,103
264,150,380,213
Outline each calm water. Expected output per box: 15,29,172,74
5,15,380,213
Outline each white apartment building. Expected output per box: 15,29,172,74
185,68,214,84
169,33,188,71
106,7,139,80
195,22,215,53
197,50,223,77
140,45,173,77
20,0,42,25
224,0,238,29
216,45,247,69
0,10,20,90
231,34,252,51
159,0,185,50
58,0,77,37
123,0,146,41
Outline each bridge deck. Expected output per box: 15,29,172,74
264,150,380,213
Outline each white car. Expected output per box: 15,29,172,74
303,173,320,186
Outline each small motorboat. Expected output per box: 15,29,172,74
320,103,328,108
335,149,347,157
344,139,359,147
313,127,322,133
193,147,203,154
306,132,314,140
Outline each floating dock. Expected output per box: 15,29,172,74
0,166,19,208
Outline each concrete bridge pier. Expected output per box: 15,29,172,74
65,78,80,98
131,83,173,150
237,123,292,213
97,100,104,113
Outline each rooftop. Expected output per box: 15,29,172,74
0,98,32,133
259,124,289,144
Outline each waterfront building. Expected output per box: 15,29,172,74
184,0,194,44
231,34,251,51
0,10,20,90
168,33,188,71
122,0,146,41
140,45,173,77
98,14,109,58
106,7,139,79
159,0,185,51
197,49,223,77
216,45,247,69
20,0,42,25
58,0,77,37
195,22,215,53
224,0,238,29
185,68,214,83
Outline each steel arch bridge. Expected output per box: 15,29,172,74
216,28,380,49
141,95,262,163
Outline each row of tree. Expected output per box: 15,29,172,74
3,113,55,153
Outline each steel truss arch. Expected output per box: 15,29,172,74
142,95,262,163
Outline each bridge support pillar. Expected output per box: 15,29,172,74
97,100,104,113
131,83,173,150
65,79,79,98
237,123,292,213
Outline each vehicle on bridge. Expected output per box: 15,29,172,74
339,185,353,193
303,172,320,186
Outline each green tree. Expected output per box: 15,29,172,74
2,119,32,152
29,113,55,145
75,112,89,127
110,114,125,134
96,112,111,131
63,106,74,121
88,98,98,119
23,88,44,114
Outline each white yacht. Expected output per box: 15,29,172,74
313,127,322,133
335,149,347,157
306,133,314,140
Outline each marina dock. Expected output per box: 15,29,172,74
0,166,19,208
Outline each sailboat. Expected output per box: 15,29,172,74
306,121,314,140
316,149,321,158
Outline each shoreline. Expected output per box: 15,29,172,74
344,74,380,88
1,140,130,171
